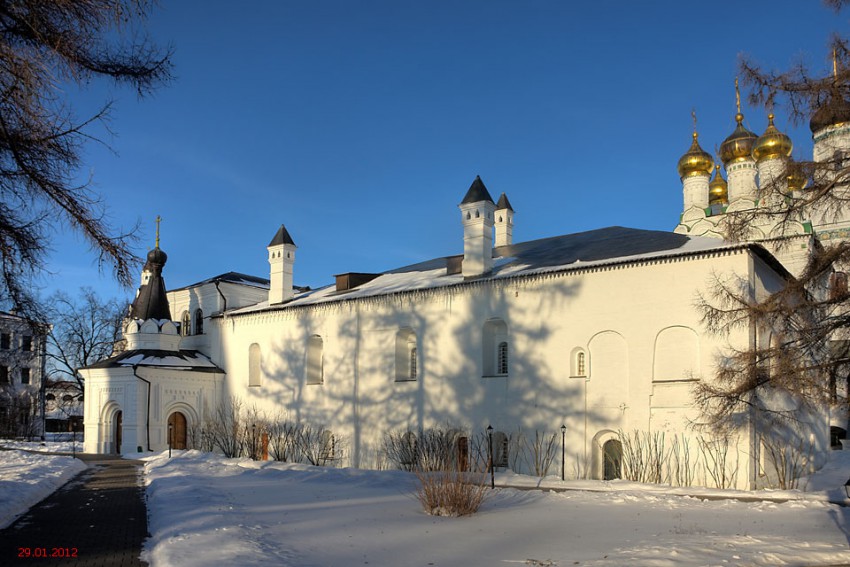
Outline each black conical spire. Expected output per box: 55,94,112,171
460,175,495,205
129,216,172,321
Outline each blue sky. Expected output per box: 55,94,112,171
45,1,846,302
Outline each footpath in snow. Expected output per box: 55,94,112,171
0,444,86,529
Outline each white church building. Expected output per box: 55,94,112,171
81,84,850,490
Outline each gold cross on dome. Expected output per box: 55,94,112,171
735,77,741,114
155,215,162,249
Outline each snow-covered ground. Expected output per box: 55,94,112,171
0,447,86,529
3,441,850,566
0,439,81,454
142,450,850,567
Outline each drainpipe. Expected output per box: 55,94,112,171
132,365,152,451
214,281,227,313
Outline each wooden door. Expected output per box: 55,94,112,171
168,412,187,450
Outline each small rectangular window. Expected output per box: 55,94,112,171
0,366,8,384
22,336,32,352
20,368,30,385
0,333,9,350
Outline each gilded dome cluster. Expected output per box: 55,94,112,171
677,110,796,180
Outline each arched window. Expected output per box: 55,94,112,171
45,393,55,401
569,348,588,377
181,311,191,336
482,319,508,377
395,328,418,381
497,341,509,375
248,343,262,387
194,309,204,335
307,335,323,385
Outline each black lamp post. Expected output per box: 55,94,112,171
561,424,566,481
69,420,75,459
252,423,257,460
168,423,173,458
487,425,494,489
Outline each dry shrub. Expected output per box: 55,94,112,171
414,469,489,517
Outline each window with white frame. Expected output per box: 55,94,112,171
20,368,30,385
306,335,324,385
482,318,508,377
497,341,509,375
570,348,588,377
395,328,418,381
181,311,191,336
248,343,262,387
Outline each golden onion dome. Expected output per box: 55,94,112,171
708,165,728,205
677,132,714,179
753,114,793,162
719,113,758,165
787,161,808,191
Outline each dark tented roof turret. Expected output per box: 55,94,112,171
130,246,172,321
268,224,296,247
495,192,514,211
460,176,495,205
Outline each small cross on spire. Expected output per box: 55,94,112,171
155,215,162,249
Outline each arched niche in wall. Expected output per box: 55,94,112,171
653,326,699,382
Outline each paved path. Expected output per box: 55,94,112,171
0,454,148,566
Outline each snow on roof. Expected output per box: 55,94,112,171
227,226,775,316
83,349,222,372
169,272,270,293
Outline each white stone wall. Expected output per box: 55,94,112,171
193,247,795,489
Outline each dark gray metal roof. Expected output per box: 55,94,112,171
226,225,793,317
460,176,495,205
268,224,296,247
391,226,692,273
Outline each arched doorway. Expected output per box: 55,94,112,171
167,412,187,450
603,439,622,480
114,411,123,454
